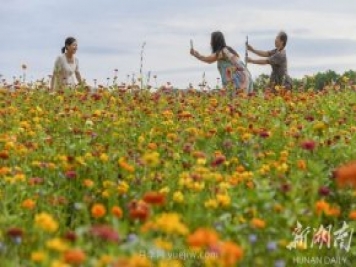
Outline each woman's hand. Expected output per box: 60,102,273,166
246,44,254,52
190,49,198,57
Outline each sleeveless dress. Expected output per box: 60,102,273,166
217,47,253,93
53,55,79,90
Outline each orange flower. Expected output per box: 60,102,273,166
333,161,356,188
349,210,356,220
111,206,123,218
118,158,135,173
326,206,340,217
63,249,86,265
91,204,106,218
220,241,244,266
147,142,157,150
297,159,307,170
0,167,11,175
315,200,330,215
187,228,219,248
128,200,150,221
250,218,266,229
21,199,36,210
143,191,166,205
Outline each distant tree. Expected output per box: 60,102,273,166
253,73,269,91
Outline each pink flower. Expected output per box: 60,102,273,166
90,225,119,242
65,171,77,179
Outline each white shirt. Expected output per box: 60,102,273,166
53,55,79,89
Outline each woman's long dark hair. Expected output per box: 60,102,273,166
61,37,76,54
211,31,239,57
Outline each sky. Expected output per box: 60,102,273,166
1,0,356,88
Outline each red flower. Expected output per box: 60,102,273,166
63,231,77,242
211,155,226,167
28,177,44,185
7,228,24,238
142,192,166,205
90,225,119,242
259,130,270,138
65,170,77,179
318,186,331,196
300,140,316,151
128,200,150,221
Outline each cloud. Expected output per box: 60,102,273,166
1,0,356,88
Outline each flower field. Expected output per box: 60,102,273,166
0,85,356,266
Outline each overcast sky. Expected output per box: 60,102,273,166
1,0,356,88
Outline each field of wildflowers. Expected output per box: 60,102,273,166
0,80,356,266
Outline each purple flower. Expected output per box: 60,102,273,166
275,260,286,267
249,234,258,243
267,241,277,251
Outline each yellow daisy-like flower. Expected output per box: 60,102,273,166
34,212,59,233
173,191,184,203
31,251,47,262
46,238,69,252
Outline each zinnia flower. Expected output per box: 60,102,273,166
300,140,316,151
333,161,356,188
90,225,119,242
143,191,166,205
91,203,107,218
63,249,86,265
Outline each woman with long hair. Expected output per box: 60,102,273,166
190,31,253,94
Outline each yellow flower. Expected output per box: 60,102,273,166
83,179,94,188
204,199,218,209
196,158,206,165
129,255,152,267
46,238,69,252
31,251,47,262
151,213,189,235
142,152,160,167
96,255,114,267
154,238,173,251
217,194,231,207
117,181,129,194
100,153,109,162
50,260,70,267
35,212,58,233
173,191,184,203
158,260,183,267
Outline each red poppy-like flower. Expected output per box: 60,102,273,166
28,177,44,185
259,130,270,138
90,225,119,242
318,186,331,196
0,150,9,159
7,227,24,238
300,140,316,151
211,155,226,167
128,200,150,221
142,192,166,205
65,170,77,179
63,231,77,243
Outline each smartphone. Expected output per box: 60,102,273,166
190,39,194,50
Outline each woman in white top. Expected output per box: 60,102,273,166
50,37,82,90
